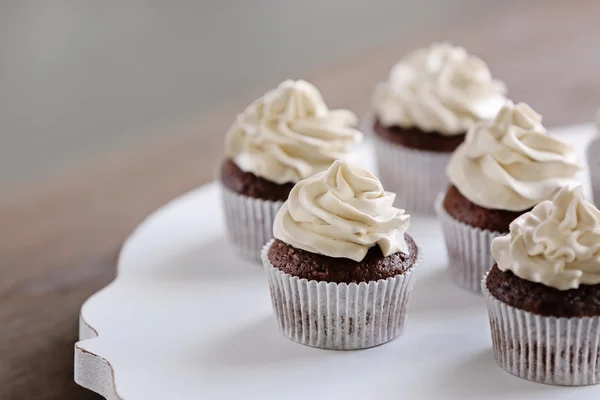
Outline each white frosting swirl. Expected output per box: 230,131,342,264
372,43,507,135
447,101,581,211
492,185,600,290
273,160,410,262
226,79,363,184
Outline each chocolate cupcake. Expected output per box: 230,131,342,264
369,43,507,214
587,110,600,206
220,80,363,261
483,185,600,386
262,160,420,350
436,101,582,294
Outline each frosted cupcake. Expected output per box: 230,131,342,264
371,43,507,214
587,110,600,206
484,185,600,386
436,101,582,293
262,160,419,350
220,80,363,261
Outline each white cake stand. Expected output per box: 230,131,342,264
75,125,597,400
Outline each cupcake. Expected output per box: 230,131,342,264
262,160,420,350
220,80,363,261
587,110,600,206
370,43,507,214
436,101,582,294
483,185,600,386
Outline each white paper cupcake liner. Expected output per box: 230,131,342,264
587,138,600,207
220,183,284,263
482,274,600,386
370,128,452,215
261,239,419,350
435,194,504,295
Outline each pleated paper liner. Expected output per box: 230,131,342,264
482,274,600,386
220,183,283,263
262,239,420,350
361,114,452,215
435,194,504,295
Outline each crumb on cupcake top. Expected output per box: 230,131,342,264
225,80,363,185
447,101,581,211
273,160,410,262
372,43,506,135
492,185,600,290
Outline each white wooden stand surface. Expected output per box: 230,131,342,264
75,125,598,400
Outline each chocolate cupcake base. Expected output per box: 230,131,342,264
221,183,283,263
267,237,418,283
482,272,600,386
220,159,293,202
443,185,528,233
262,239,419,350
372,118,465,152
487,265,600,318
435,194,504,294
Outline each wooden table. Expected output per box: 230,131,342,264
1,1,599,398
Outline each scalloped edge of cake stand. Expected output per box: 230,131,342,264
75,314,123,400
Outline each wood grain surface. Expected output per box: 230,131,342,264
1,1,600,398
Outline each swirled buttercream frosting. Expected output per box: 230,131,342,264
447,101,581,211
373,43,507,135
492,185,600,290
226,80,363,184
273,160,410,262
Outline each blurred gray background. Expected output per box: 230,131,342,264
0,0,499,189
